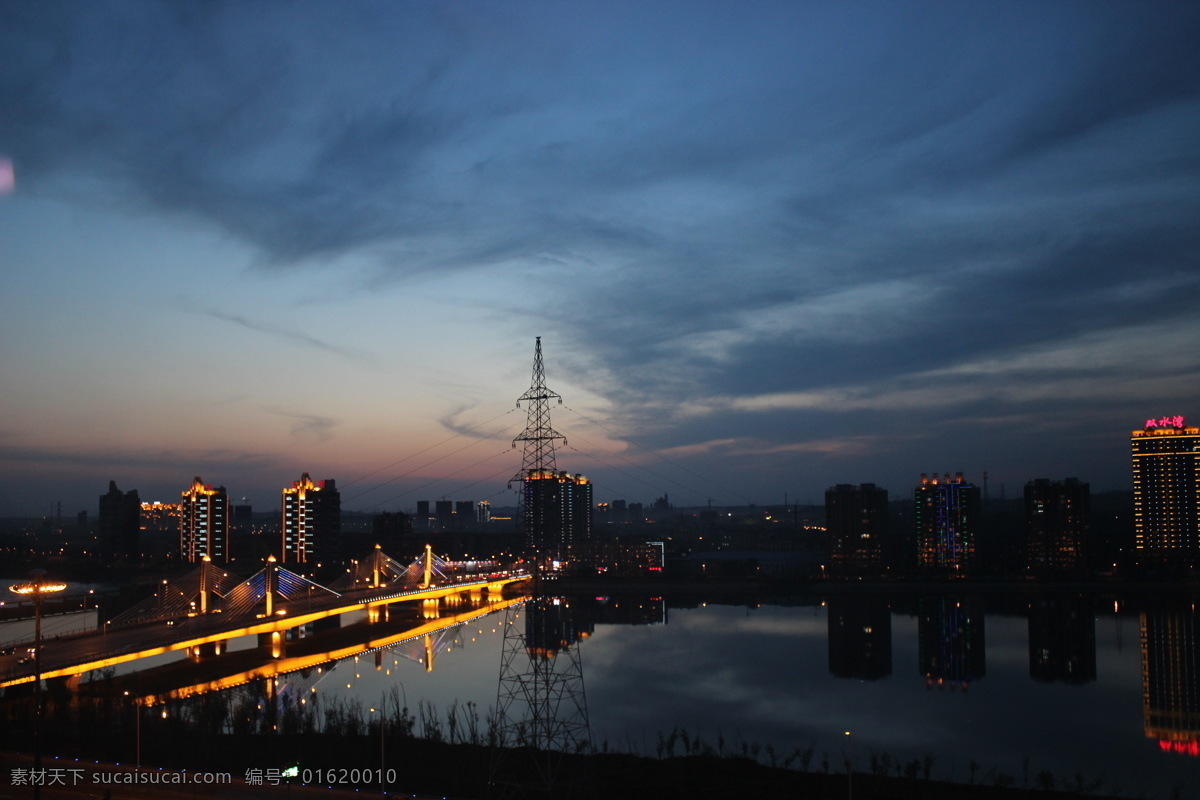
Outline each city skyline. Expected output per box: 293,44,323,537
2,2,1198,516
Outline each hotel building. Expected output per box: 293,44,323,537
1131,416,1200,566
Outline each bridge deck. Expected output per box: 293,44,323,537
0,575,529,688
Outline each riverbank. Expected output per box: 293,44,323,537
2,739,1140,800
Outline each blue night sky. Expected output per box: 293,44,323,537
1,1,1198,517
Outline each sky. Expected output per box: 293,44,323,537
1,1,1198,518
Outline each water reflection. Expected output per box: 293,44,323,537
917,595,985,690
826,594,891,680
91,596,523,705
5,590,1200,799
1141,602,1200,757
1028,595,1096,685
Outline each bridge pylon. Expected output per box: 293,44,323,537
421,544,435,589
265,555,277,616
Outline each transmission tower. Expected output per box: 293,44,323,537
491,339,592,799
509,335,570,571
511,336,566,483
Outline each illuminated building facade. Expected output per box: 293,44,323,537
281,473,340,564
141,501,180,533
589,538,665,575
523,470,593,566
180,476,228,563
825,483,888,575
1131,417,1200,566
915,473,980,573
99,480,140,561
1141,603,1200,756
1024,478,1090,573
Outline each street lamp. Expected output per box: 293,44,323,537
369,697,386,796
10,569,67,800
844,730,853,800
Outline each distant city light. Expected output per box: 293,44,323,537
9,581,68,595
0,157,13,194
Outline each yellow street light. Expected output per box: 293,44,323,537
9,570,66,800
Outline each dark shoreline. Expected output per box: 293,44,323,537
549,574,1200,597
1,736,1139,800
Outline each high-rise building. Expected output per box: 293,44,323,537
98,480,140,561
180,476,228,563
1131,416,1200,566
915,473,980,573
435,500,453,530
281,473,340,564
524,471,593,565
570,477,593,548
455,500,475,527
1025,478,1090,573
825,483,888,575
233,503,253,534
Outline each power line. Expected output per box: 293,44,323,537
339,407,519,492
559,439,702,506
366,448,515,511
561,405,755,505
343,416,520,505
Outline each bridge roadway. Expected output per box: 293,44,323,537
112,595,527,705
0,574,529,690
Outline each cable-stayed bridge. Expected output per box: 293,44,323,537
0,546,529,692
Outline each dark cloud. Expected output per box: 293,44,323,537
264,409,339,444
2,1,1198,506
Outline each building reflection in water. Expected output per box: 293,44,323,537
515,595,668,658
583,596,667,628
1028,595,1096,685
826,594,892,680
918,596,985,690
1141,601,1200,757
522,596,592,657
